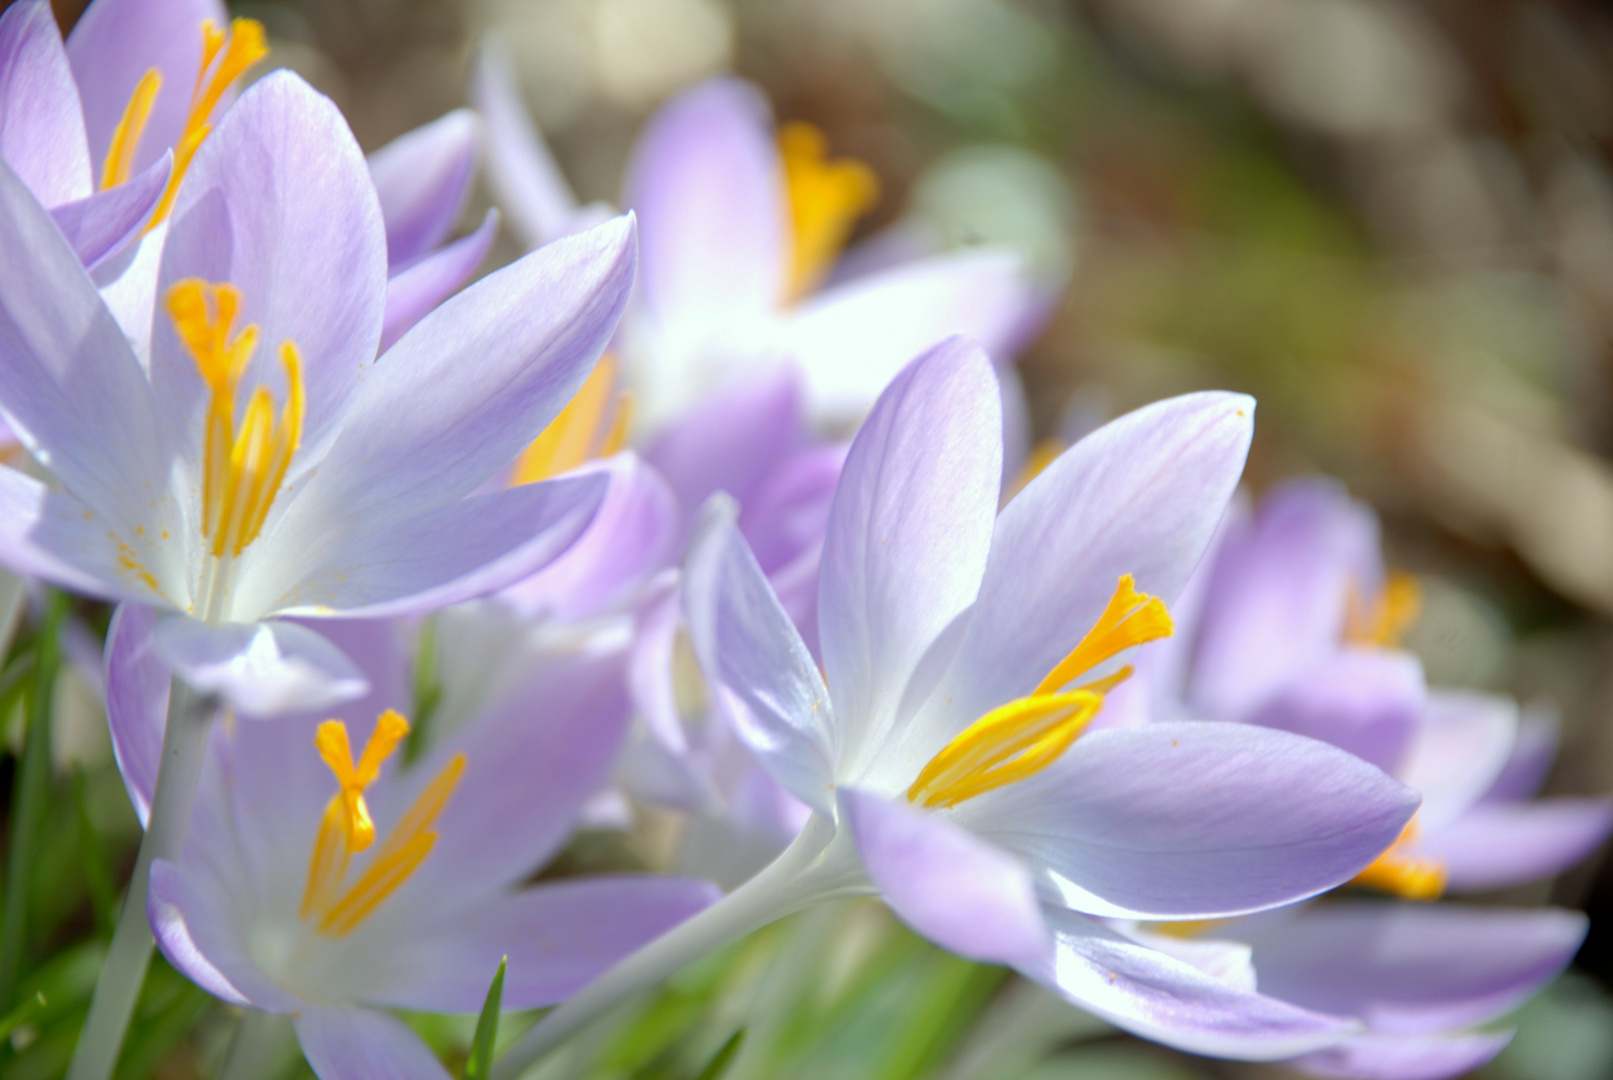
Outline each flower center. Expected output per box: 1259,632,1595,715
510,353,631,486
100,17,268,231
1344,571,1421,648
779,122,878,301
166,280,304,618
300,711,466,937
907,575,1173,809
1349,818,1445,900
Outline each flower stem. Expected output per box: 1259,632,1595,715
492,814,866,1080
66,678,214,1080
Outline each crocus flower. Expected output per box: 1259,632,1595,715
0,69,635,714
473,58,1040,427
490,337,1422,1075
103,609,717,1079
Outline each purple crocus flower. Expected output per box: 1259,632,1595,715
472,58,1039,428
103,609,717,1080
489,338,1423,1076
0,69,635,714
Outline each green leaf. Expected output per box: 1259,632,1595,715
692,1029,745,1080
71,767,118,938
406,615,443,765
0,990,46,1042
464,956,506,1080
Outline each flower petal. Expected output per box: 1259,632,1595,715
368,109,479,270
105,602,169,825
819,338,1002,783
644,364,806,512
682,495,835,814
156,70,388,466
1249,902,1586,1034
294,1006,452,1080
67,0,226,180
0,0,91,206
1245,649,1426,773
781,249,1035,420
1292,1030,1513,1080
378,208,497,352
843,788,1047,965
951,722,1419,920
471,44,582,249
624,77,785,337
1399,691,1517,830
151,615,368,717
1481,704,1559,802
48,152,169,268
363,876,719,1012
148,859,303,1012
1016,907,1361,1061
1423,799,1613,890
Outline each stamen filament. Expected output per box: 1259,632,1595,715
908,691,1102,809
1350,819,1446,900
1346,571,1422,648
511,354,622,485
1035,575,1173,695
101,69,162,190
780,122,879,300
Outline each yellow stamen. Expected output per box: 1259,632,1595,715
1350,819,1446,901
312,711,411,853
780,122,879,300
908,576,1173,810
1035,575,1174,696
101,69,162,190
142,18,268,230
511,354,625,485
1345,571,1422,649
166,280,303,560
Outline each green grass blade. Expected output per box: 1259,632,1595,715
465,956,507,1080
692,1029,746,1080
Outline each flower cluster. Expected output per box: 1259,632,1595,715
0,2,1605,1079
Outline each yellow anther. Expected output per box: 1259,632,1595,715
1035,575,1174,696
908,575,1172,811
511,354,625,486
101,69,162,190
780,121,879,300
142,18,268,230
908,691,1102,809
1350,819,1446,900
166,280,303,559
1345,571,1422,649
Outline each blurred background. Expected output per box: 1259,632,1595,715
15,0,1613,1076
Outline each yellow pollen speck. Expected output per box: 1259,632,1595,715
511,354,626,486
1345,571,1422,649
907,575,1173,809
780,121,878,300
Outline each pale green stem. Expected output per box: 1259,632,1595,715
492,814,868,1080
67,679,214,1080
220,1009,295,1080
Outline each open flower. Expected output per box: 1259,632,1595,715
103,611,717,1079
473,60,1041,427
0,70,635,713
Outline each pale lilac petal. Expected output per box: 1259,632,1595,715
905,393,1253,780
1250,903,1585,1033
48,151,169,268
379,208,498,352
294,1006,451,1080
365,877,719,1012
148,859,303,1012
1293,1031,1513,1080
0,157,172,538
368,109,479,270
821,338,1002,782
951,722,1419,920
625,77,785,332
1399,691,1517,830
105,603,168,824
1246,649,1425,773
682,496,835,814
644,364,806,512
156,71,387,465
0,0,91,206
67,0,227,180
243,471,606,621
1482,704,1559,802
1190,478,1376,720
1424,799,1613,890
844,788,1046,965
741,443,845,654
497,454,678,622
151,616,368,717
275,214,634,529
471,44,581,249
1018,907,1360,1060
781,249,1034,419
